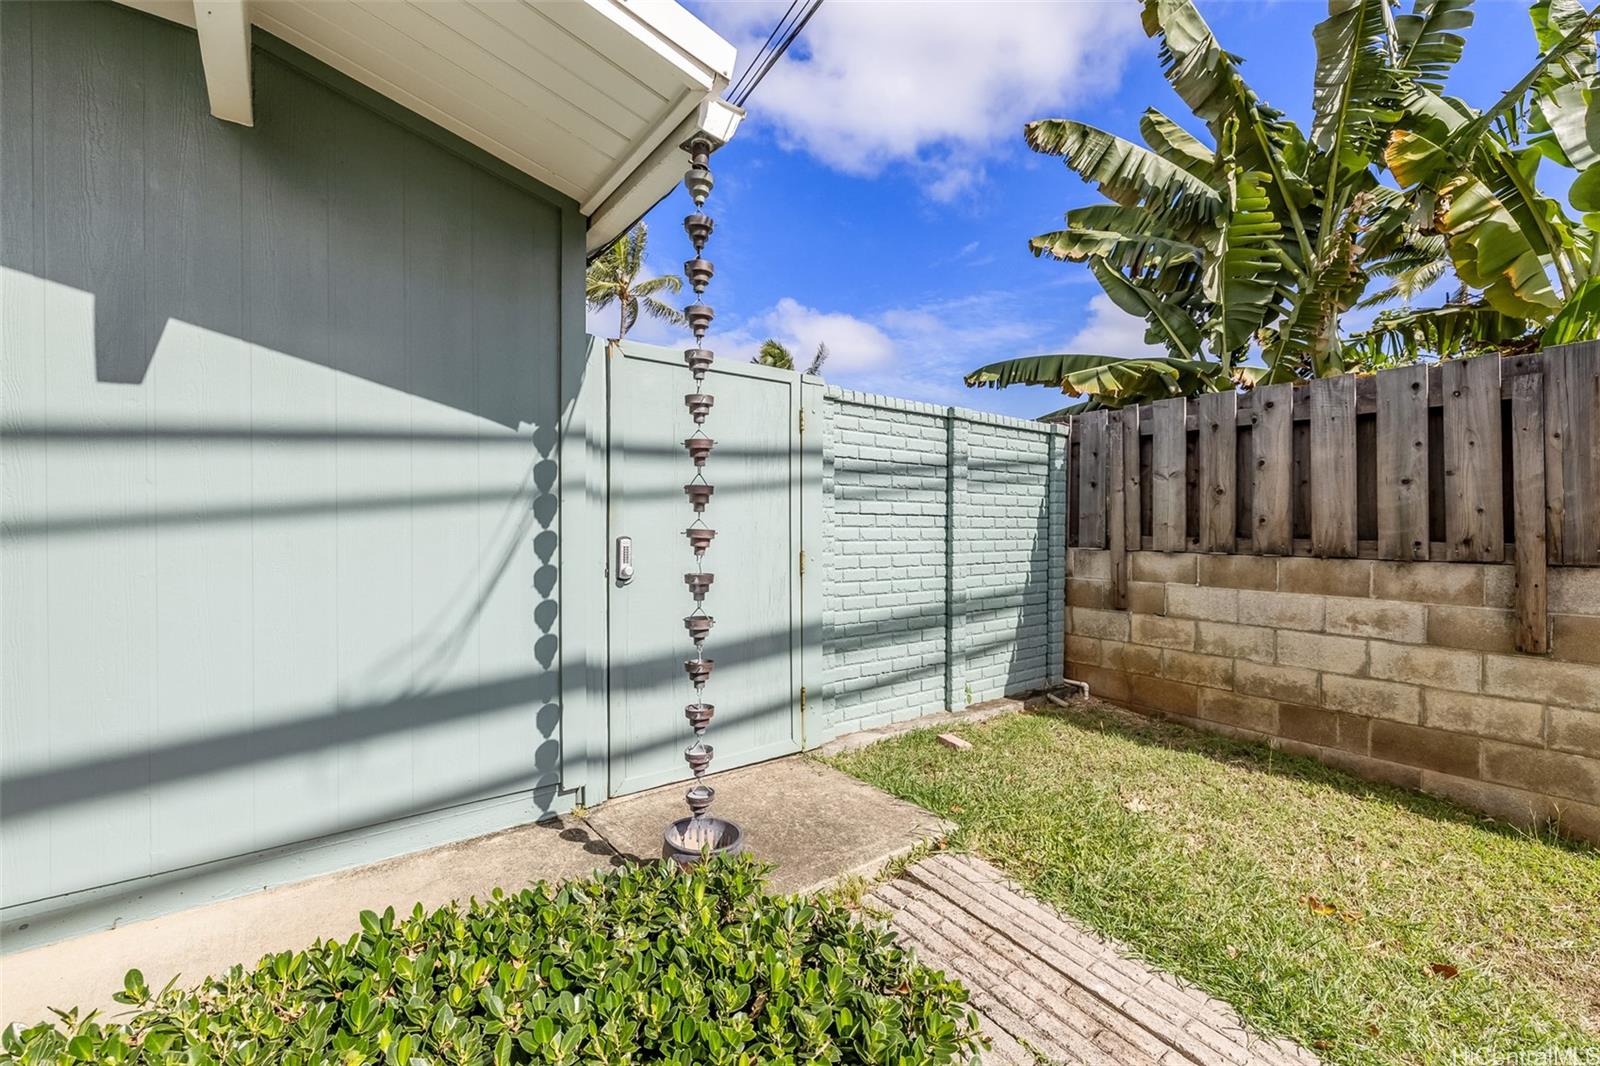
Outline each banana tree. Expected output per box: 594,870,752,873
1354,0,1600,361
969,0,1600,409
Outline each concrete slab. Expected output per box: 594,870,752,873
1,816,615,1028
585,756,954,895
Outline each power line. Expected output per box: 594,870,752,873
727,0,823,109
726,0,800,105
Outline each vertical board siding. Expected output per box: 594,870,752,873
1310,375,1358,557
1443,354,1504,561
1196,391,1236,552
1249,383,1293,554
1075,410,1107,548
1151,397,1187,551
1,3,570,914
1376,364,1430,560
1545,343,1600,565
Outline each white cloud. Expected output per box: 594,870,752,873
1059,294,1165,357
699,1,1144,198
711,285,1081,408
714,296,897,372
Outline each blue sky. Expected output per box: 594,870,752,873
615,0,1550,420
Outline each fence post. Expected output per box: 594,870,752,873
1511,373,1550,653
1047,423,1070,683
1107,410,1129,609
944,411,967,710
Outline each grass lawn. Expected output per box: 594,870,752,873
830,702,1600,1066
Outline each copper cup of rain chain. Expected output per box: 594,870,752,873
684,483,714,511
684,259,714,294
685,527,716,555
684,303,714,340
683,742,714,775
684,702,714,731
684,614,714,644
683,214,713,253
684,348,714,377
684,436,715,466
683,658,714,686
684,783,715,818
685,572,714,600
684,394,714,423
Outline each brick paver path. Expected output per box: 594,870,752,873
869,853,1321,1066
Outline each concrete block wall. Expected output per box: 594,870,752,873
1065,549,1600,842
819,388,1067,740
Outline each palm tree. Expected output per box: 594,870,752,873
586,224,684,340
965,0,1600,409
752,339,829,376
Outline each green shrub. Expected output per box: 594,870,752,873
2,855,981,1065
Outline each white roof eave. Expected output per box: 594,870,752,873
117,0,739,233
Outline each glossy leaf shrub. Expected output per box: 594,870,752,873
1,856,981,1065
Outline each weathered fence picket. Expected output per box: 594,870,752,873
1249,382,1293,554
1545,344,1600,565
1150,397,1186,551
1106,409,1129,610
1310,375,1358,558
1376,363,1430,561
1197,391,1236,552
1076,410,1106,548
1511,373,1548,653
1064,346,1600,655
1443,354,1503,562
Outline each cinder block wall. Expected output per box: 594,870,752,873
1066,549,1600,841
819,389,1067,740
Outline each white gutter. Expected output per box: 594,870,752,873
586,96,744,254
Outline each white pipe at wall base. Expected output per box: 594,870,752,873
1051,678,1089,703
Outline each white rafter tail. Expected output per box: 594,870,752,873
193,0,253,126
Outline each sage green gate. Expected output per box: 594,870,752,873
605,342,822,797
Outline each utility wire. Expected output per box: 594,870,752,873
727,0,823,109
726,0,800,105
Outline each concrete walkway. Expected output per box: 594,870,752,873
871,853,1319,1066
2,756,950,1027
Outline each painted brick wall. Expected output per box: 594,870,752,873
1065,550,1600,843
819,389,1067,740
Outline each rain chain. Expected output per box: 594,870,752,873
664,135,744,863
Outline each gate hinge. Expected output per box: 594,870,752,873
800,686,807,715
799,549,806,576
799,408,806,434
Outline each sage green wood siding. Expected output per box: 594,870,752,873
1,1,579,942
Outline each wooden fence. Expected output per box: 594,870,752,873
1066,343,1600,653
